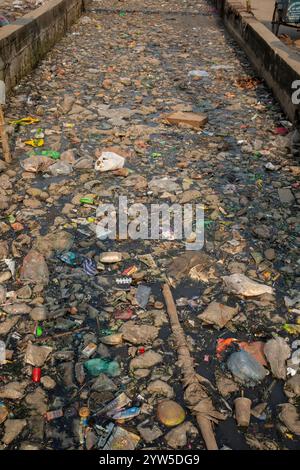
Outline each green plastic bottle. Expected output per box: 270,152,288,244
84,358,121,377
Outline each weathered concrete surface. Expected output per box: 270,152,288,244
0,0,89,91
213,0,300,121
240,0,300,41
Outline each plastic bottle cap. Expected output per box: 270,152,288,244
79,407,90,418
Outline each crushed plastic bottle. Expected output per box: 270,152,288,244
57,251,79,266
0,340,6,365
111,407,140,422
98,393,131,416
97,422,115,448
227,350,267,386
291,349,300,366
84,358,121,377
136,285,151,309
49,161,73,176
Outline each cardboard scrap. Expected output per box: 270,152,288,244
164,111,208,129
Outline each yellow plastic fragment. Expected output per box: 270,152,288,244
10,117,40,126
24,139,44,147
256,179,263,189
283,324,300,335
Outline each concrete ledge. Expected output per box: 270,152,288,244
0,0,89,92
212,0,300,121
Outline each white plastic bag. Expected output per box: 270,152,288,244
0,81,6,105
222,273,273,297
188,70,209,78
0,340,6,365
95,151,125,172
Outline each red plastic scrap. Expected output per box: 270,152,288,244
216,337,238,359
122,265,137,276
114,307,133,320
274,127,289,136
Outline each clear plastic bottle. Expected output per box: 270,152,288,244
227,350,267,385
0,341,6,365
111,407,140,421
136,285,151,309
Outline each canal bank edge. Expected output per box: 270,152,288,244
212,0,300,121
0,0,92,92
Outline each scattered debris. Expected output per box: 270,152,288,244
0,0,299,452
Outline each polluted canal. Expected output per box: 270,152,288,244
0,0,300,451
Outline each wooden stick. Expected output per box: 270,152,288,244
32,326,89,342
196,416,218,450
162,282,220,450
0,105,11,163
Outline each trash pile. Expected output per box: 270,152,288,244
0,0,48,23
0,0,300,450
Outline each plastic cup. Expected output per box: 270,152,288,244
234,397,252,427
